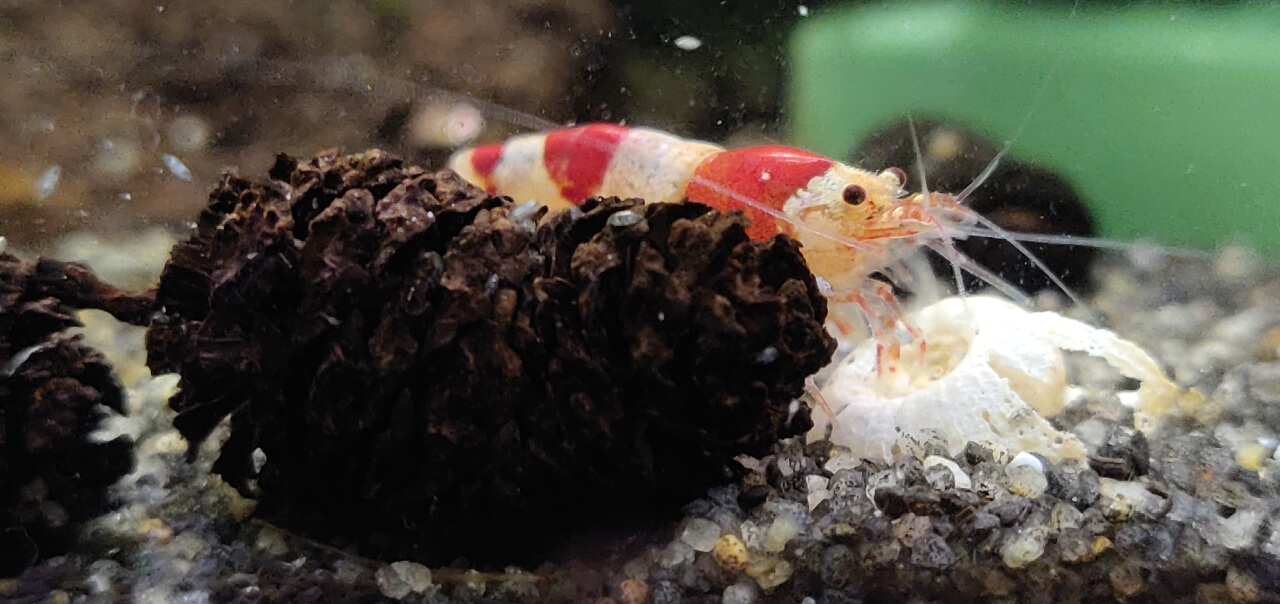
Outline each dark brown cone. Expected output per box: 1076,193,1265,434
0,254,134,577
146,149,836,565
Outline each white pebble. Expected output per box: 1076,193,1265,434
923,455,972,489
674,35,703,50
1000,526,1050,568
722,581,759,604
681,517,722,552
805,474,831,511
251,448,267,474
375,561,433,599
658,539,695,568
764,513,801,552
1099,478,1166,519
606,210,643,227
798,5,809,16
1005,452,1048,497
509,200,541,224
1007,451,1043,472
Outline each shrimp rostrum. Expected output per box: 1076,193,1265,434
448,124,1047,373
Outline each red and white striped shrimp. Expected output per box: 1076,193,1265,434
447,123,1037,373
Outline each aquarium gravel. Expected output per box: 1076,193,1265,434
3,233,1280,603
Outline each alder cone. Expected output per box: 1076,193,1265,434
0,255,134,577
146,150,835,564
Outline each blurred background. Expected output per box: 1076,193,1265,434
0,0,1276,271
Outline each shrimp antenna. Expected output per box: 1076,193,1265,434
941,0,1091,313
955,140,1011,203
935,205,1095,318
907,114,968,298
950,227,1216,259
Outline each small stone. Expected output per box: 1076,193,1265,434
1093,536,1113,555
1005,453,1048,497
496,567,541,601
1099,478,1165,520
452,568,487,599
85,559,126,595
891,513,932,547
681,518,722,552
650,580,682,604
375,561,433,600
819,544,856,587
764,514,802,552
254,525,289,556
714,534,750,572
332,560,363,584
748,557,793,590
1214,505,1266,550
924,455,971,490
622,556,651,579
1056,532,1094,563
1000,526,1050,568
44,591,71,604
963,442,996,465
376,566,413,600
137,518,173,544
1236,443,1269,471
910,534,955,569
659,540,696,568
394,561,434,593
1226,567,1260,603
618,578,648,604
722,581,759,604
1108,561,1145,598
607,210,644,227
708,506,742,531
824,453,861,473
806,474,831,511
859,539,901,566
1050,502,1083,531
984,495,1031,526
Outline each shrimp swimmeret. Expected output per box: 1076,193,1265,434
447,123,1066,374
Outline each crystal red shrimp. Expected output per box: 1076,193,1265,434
447,123,999,373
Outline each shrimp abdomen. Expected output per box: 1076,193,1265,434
448,125,721,209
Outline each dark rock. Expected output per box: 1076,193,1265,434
1088,423,1151,478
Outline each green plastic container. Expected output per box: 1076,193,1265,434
788,1,1280,252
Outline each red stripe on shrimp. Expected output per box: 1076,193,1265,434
685,146,834,240
543,124,629,204
468,144,504,191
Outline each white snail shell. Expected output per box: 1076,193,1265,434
809,296,1178,463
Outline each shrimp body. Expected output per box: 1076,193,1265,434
449,124,984,370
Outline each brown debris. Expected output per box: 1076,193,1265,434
0,253,135,577
145,149,836,565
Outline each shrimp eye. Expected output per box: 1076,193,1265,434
880,167,907,188
842,184,867,206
